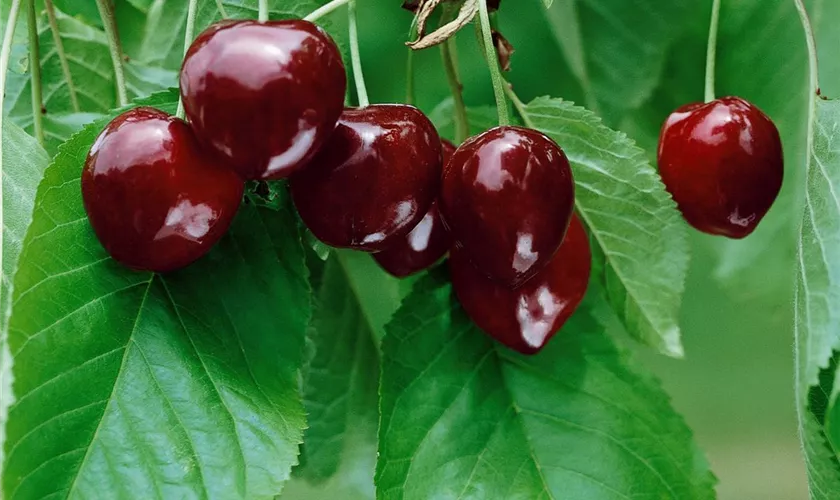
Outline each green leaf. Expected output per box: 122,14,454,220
5,5,162,153
288,254,378,497
542,0,554,9
545,0,698,122
796,96,840,495
2,91,311,498
0,122,50,477
377,271,715,499
518,97,688,357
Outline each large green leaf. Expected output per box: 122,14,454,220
377,271,715,499
795,96,840,497
0,122,50,479
545,0,699,122
517,97,688,357
285,253,379,499
2,92,311,499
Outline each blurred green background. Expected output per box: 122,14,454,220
318,0,837,498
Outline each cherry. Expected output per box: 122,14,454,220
82,107,244,273
180,19,346,181
441,126,575,288
373,140,456,277
450,214,591,355
657,96,783,238
290,104,443,252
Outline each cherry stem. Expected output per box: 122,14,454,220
304,0,352,22
176,0,199,120
44,0,79,112
258,0,268,22
704,0,721,103
793,0,820,96
214,0,228,19
504,82,535,130
348,0,369,107
440,5,468,143
405,19,417,105
95,0,127,107
27,0,44,146
477,0,509,127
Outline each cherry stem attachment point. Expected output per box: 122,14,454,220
176,0,199,120
348,0,369,107
704,0,721,103
439,5,468,143
258,0,268,22
304,0,352,22
95,0,128,107
44,0,79,112
477,0,509,127
27,0,44,146
214,0,228,19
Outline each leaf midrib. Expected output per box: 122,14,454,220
63,274,153,500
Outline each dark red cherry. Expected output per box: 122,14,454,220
451,214,591,355
657,96,783,238
180,19,346,180
373,140,456,277
81,107,244,273
441,126,575,287
290,104,443,252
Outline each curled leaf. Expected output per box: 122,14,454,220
492,29,514,71
407,0,478,50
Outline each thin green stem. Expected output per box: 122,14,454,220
347,0,369,107
27,0,44,145
793,0,819,96
258,0,268,22
95,0,127,106
304,0,352,22
214,0,228,18
476,0,508,126
405,19,417,105
704,0,721,102
44,0,78,112
504,83,535,129
176,0,199,119
440,28,468,141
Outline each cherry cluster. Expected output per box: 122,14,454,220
81,17,783,356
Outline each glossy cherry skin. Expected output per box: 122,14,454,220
451,214,591,355
290,104,443,252
441,126,575,287
373,140,456,277
180,20,346,180
81,107,244,273
657,96,783,238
